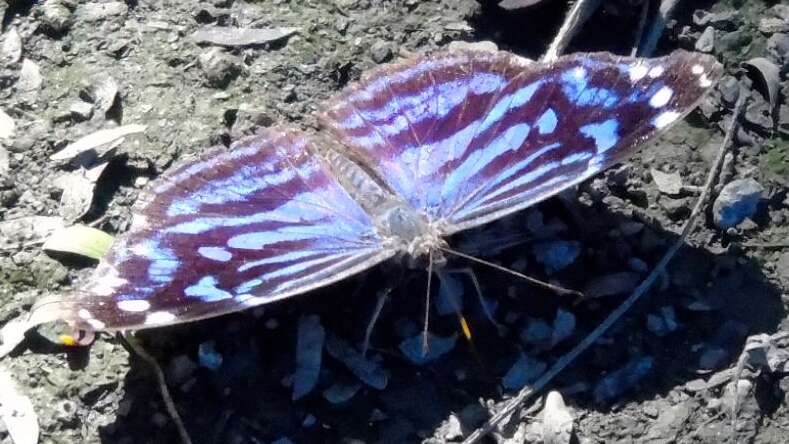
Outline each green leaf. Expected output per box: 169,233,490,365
43,225,114,260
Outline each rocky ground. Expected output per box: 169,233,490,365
0,0,788,443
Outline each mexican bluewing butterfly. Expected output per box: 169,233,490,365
32,49,721,331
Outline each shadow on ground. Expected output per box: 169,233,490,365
73,184,784,443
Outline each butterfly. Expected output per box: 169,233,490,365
30,49,721,332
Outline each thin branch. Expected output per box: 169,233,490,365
542,0,603,62
121,333,194,444
630,0,651,57
638,0,681,57
462,92,748,444
739,241,789,249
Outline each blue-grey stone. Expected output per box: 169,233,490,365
712,178,763,228
399,333,457,365
293,315,325,400
325,334,389,389
198,341,222,370
594,356,654,403
533,240,581,271
502,353,546,391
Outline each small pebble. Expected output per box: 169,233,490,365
399,333,457,365
551,309,576,346
69,101,94,121
502,353,546,391
370,41,393,63
712,178,763,228
325,334,388,389
436,272,463,316
695,27,716,52
166,355,197,385
293,315,325,400
541,391,574,444
198,47,242,88
521,318,553,350
302,414,317,427
533,240,581,272
322,382,361,404
594,356,653,403
198,341,222,370
40,0,74,33
583,271,641,298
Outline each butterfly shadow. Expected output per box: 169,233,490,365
83,177,783,444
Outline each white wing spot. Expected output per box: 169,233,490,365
691,64,704,75
117,299,151,312
145,311,176,325
130,242,151,257
130,214,148,230
87,319,106,330
653,111,681,129
91,272,127,296
629,64,648,81
648,66,664,78
649,86,673,108
699,73,712,87
237,294,266,307
572,66,586,80
78,309,92,320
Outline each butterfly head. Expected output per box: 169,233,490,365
377,203,448,267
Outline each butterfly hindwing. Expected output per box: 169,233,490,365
61,127,394,330
320,50,722,234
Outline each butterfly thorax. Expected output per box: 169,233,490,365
376,203,447,268
320,145,447,264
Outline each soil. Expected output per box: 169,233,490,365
1,0,788,443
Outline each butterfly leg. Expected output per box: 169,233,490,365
361,286,392,357
442,267,506,336
421,252,435,356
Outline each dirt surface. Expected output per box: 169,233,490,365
0,0,788,443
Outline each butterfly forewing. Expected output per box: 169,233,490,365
320,50,722,234
58,127,394,331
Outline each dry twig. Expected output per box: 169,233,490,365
541,0,603,63
462,89,748,444
638,0,681,57
630,0,651,57
121,333,194,444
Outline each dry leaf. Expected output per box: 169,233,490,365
650,168,683,195
743,57,781,125
17,59,42,92
0,109,15,141
55,162,108,221
50,124,146,161
1,27,22,64
0,316,33,359
0,366,39,444
191,26,298,47
499,0,549,10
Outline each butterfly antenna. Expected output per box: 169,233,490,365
438,246,583,298
422,251,434,356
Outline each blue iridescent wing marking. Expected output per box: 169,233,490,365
320,50,722,234
58,126,394,330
